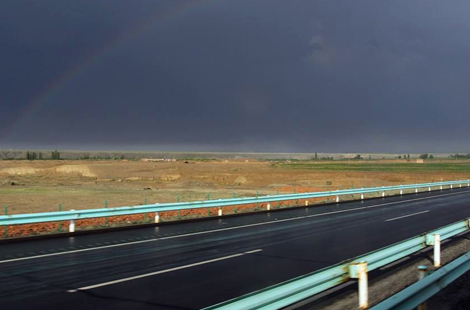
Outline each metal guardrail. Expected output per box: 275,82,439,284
370,250,470,310
0,180,469,226
202,218,470,310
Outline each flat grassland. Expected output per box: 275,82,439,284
1,159,469,215
278,161,470,172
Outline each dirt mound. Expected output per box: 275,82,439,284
55,165,96,177
161,174,181,181
0,167,41,175
234,176,247,184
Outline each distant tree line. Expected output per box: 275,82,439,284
26,151,42,160
51,150,61,160
25,150,60,160
450,153,470,159
419,153,434,159
77,153,125,160
397,154,411,160
311,153,334,161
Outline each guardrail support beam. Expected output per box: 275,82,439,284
350,262,368,309
434,234,441,268
69,209,75,233
417,265,428,310
359,265,368,309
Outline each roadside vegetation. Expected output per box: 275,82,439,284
276,161,470,173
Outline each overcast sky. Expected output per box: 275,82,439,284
1,0,469,153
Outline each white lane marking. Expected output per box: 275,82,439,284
385,210,429,222
66,249,262,292
1,190,467,264
0,239,161,264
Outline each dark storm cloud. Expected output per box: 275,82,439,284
1,0,470,152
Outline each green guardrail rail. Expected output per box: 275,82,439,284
202,218,470,310
0,180,468,226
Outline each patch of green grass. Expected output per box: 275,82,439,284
277,162,470,173
0,187,51,194
0,187,98,195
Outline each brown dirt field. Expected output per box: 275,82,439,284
1,159,468,216
1,159,470,238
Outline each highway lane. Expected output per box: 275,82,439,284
1,187,470,309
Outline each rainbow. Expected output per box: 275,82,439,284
1,0,214,143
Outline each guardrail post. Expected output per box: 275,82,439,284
361,192,364,200
349,262,368,309
69,209,75,233
451,184,453,189
294,188,298,205
415,187,418,193
144,198,148,221
155,212,160,223
417,265,428,310
418,265,427,280
267,203,271,211
218,208,222,216
304,200,308,206
400,189,403,195
104,200,108,227
440,185,443,190
358,263,368,309
434,234,441,268
3,206,8,238
58,204,62,232
382,191,385,197
428,187,431,192
336,196,339,203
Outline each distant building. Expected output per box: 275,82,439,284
141,158,167,162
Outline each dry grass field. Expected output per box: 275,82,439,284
1,159,470,215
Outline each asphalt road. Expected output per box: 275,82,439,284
2,187,470,310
